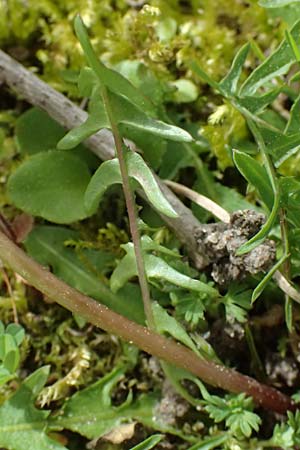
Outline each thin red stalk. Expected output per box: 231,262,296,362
0,229,295,415
100,86,155,329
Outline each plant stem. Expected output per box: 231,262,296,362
100,86,155,329
279,207,293,330
0,229,295,415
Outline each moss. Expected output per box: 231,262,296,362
201,102,248,170
0,0,282,97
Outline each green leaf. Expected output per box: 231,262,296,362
15,107,65,155
152,302,200,355
7,151,92,224
15,107,98,169
219,43,250,95
57,87,110,149
237,89,281,114
126,152,178,218
171,291,206,328
187,434,228,450
129,435,164,450
0,366,14,387
251,253,289,303
204,393,261,439
110,242,218,297
111,89,193,142
59,86,193,148
0,366,67,450
260,127,300,166
285,295,293,332
74,15,156,116
222,284,252,323
5,324,25,346
241,20,300,95
233,150,274,210
0,333,15,361
152,302,219,362
259,0,299,7
53,365,179,439
285,29,300,61
145,254,218,296
84,152,178,218
84,158,122,214
285,94,300,135
236,120,280,255
24,226,145,324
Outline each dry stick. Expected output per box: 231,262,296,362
0,229,294,414
164,179,231,223
0,49,203,268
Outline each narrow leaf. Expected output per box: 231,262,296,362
241,20,300,95
74,15,156,116
110,90,193,142
219,43,250,95
130,435,164,450
85,153,178,217
285,94,300,135
285,29,300,61
285,295,293,332
259,0,299,7
233,150,274,211
187,434,228,450
237,89,281,114
260,127,300,166
251,254,289,303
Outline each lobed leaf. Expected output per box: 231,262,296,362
53,365,182,439
152,302,218,362
110,242,218,297
85,152,178,217
0,366,67,450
